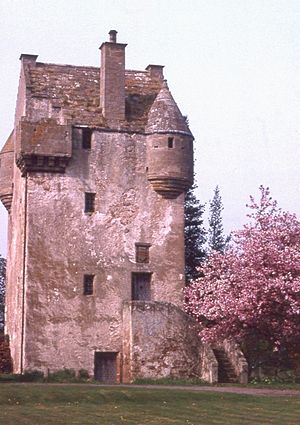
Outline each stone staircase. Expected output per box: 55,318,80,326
0,333,12,373
213,347,238,383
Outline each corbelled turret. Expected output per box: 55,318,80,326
0,131,14,212
146,80,194,198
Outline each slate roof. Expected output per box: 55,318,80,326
27,62,164,131
146,80,192,135
0,131,14,154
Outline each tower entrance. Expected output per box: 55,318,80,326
131,272,151,301
94,352,117,383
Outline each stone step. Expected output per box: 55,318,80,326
213,348,238,383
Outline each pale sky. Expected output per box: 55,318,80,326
1,0,300,256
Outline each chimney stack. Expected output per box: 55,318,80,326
100,30,127,123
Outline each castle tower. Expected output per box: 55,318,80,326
146,80,194,198
0,32,205,383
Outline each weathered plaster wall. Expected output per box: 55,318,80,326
122,301,205,382
22,129,185,374
199,343,218,384
147,133,193,183
5,164,27,373
5,60,30,373
14,64,27,126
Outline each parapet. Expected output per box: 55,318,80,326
15,118,72,175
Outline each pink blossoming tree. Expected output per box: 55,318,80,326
184,186,300,370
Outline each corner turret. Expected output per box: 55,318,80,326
0,131,14,212
145,80,194,198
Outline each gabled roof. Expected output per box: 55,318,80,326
26,62,163,131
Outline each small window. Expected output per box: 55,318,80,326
82,128,92,149
85,192,96,213
135,243,150,263
168,137,174,148
83,274,94,295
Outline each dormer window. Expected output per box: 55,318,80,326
82,128,92,149
168,137,174,148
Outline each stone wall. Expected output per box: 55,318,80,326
122,301,217,383
199,343,218,384
221,340,248,384
17,128,185,375
100,39,126,122
4,164,27,373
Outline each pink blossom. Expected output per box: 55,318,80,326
184,186,300,359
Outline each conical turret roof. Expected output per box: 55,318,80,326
146,80,192,136
1,131,14,154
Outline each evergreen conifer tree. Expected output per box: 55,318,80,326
184,185,206,283
208,185,226,253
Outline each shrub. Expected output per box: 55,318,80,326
47,368,77,383
21,370,44,382
78,369,89,380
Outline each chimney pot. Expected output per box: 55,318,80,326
109,30,117,43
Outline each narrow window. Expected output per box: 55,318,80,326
82,128,92,149
83,274,94,295
168,137,174,148
85,192,96,213
135,243,150,263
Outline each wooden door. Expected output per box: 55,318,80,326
94,352,117,383
131,272,151,301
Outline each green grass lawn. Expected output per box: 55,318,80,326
0,384,299,425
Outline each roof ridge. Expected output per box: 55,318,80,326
34,63,153,75
35,62,100,70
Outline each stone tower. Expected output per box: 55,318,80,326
0,32,214,383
